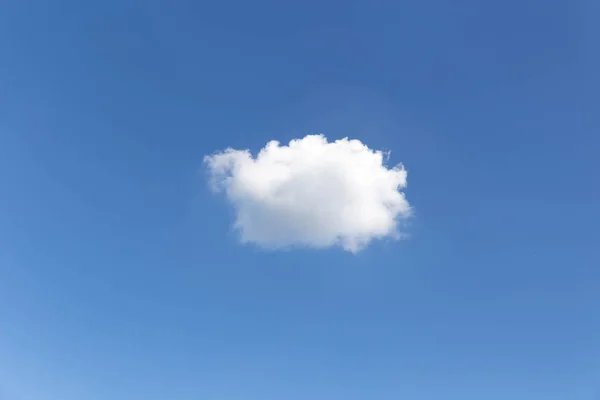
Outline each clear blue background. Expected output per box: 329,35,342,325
0,1,598,399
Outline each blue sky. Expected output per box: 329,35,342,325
0,0,598,399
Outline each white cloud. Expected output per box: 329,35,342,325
204,134,411,252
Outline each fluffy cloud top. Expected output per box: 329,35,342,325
204,134,411,252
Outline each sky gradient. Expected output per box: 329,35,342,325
0,1,599,399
